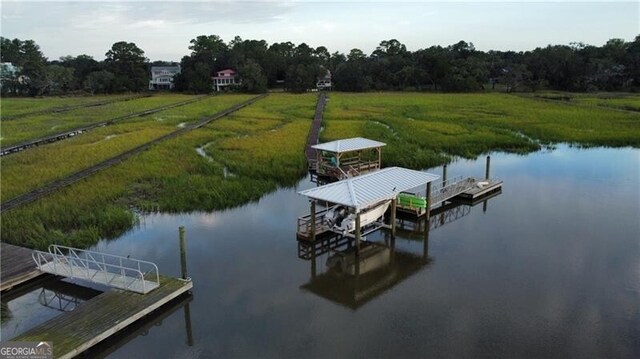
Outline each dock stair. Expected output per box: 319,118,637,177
32,245,160,294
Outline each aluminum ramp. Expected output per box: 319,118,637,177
32,245,160,294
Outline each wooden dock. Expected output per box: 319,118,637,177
454,179,503,200
13,275,192,359
305,92,327,169
1,242,44,292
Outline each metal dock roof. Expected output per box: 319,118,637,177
299,167,440,211
311,137,386,154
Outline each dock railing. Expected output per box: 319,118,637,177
297,206,334,238
33,245,160,294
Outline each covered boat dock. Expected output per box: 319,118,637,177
297,167,440,251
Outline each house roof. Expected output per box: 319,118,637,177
151,66,180,72
217,69,236,74
311,137,386,154
298,167,440,211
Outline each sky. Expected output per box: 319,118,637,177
1,1,638,62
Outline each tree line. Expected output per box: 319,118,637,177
1,35,639,96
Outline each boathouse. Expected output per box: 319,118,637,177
311,137,386,181
297,167,440,246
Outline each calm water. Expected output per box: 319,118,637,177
8,145,640,358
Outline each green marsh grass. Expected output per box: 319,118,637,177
0,94,138,118
0,94,199,146
0,95,254,201
323,92,640,168
1,93,316,249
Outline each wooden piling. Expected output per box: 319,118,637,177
443,164,448,186
390,198,397,237
310,201,316,242
485,155,491,180
355,213,361,253
425,182,432,222
179,226,188,280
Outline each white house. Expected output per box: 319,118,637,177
149,65,180,90
316,69,332,90
212,69,240,91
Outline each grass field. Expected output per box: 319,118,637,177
322,92,640,169
1,93,315,249
1,91,638,249
0,95,254,202
0,94,140,118
526,92,640,112
0,94,201,146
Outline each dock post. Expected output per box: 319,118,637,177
355,213,361,254
310,200,316,242
443,164,447,187
485,155,491,180
179,226,188,280
390,198,397,238
425,181,432,222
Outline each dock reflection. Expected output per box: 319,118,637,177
301,238,430,310
299,189,501,310
78,293,194,358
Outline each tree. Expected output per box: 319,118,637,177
45,65,75,93
59,54,100,90
104,41,148,92
84,70,114,94
238,60,267,93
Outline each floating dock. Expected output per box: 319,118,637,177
2,242,193,358
1,242,45,291
13,275,192,359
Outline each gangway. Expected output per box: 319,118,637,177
32,245,160,294
429,176,476,206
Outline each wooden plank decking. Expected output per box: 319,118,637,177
14,275,193,359
1,242,43,291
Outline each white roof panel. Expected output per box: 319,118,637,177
299,167,440,211
311,137,386,153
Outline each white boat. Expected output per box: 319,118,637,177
324,201,391,234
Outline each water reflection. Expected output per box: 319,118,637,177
78,293,194,359
1,277,102,340
302,237,431,310
300,191,500,310
78,145,639,358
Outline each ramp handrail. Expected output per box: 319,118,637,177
32,245,159,293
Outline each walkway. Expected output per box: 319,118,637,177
1,95,210,157
0,94,267,213
1,94,150,121
305,92,328,166
1,242,43,291
13,276,192,359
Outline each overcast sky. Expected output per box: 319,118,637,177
1,1,638,62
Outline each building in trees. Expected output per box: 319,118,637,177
148,65,181,90
212,69,240,91
316,69,332,90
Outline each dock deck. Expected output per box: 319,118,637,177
13,275,192,359
1,242,44,291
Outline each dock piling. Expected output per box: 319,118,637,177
425,182,432,222
355,214,361,254
310,201,317,242
485,156,491,180
179,226,188,280
443,164,448,187
390,198,397,237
